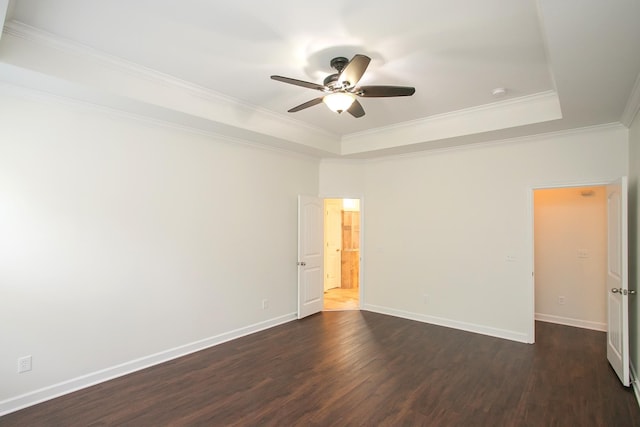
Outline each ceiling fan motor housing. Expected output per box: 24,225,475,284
323,73,340,89
329,57,349,73
324,57,350,89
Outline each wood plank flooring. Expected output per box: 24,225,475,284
2,311,639,426
323,287,359,311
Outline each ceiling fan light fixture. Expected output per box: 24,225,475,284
323,92,355,113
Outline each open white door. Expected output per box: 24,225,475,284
298,195,324,319
324,199,342,291
606,177,629,386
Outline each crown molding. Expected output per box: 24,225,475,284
0,0,9,40
341,90,562,155
0,77,327,160
345,91,558,139
3,20,327,133
622,71,640,127
0,20,564,158
358,122,626,164
2,20,339,149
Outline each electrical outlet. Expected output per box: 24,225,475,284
422,294,429,304
262,299,269,310
558,296,566,305
18,355,32,373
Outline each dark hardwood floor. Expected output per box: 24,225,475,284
2,311,639,426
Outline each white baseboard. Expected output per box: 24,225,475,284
363,304,530,344
631,363,640,409
535,313,606,332
0,313,297,417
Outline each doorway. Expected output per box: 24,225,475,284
533,185,607,332
323,198,360,311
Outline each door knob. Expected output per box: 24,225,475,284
611,288,630,295
297,261,306,266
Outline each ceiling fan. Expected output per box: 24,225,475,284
271,54,415,118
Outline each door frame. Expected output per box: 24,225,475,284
319,194,365,309
528,179,620,344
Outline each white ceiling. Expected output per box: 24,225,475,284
1,0,639,157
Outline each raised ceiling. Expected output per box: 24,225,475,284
1,0,639,157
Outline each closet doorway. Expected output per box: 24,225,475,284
533,185,607,331
323,198,360,311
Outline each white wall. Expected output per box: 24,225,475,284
629,108,640,383
321,125,628,342
0,86,318,410
534,187,607,330
319,159,365,198
1,82,633,414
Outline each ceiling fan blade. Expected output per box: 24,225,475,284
338,54,371,88
347,99,365,118
288,97,324,113
271,75,326,91
356,85,416,97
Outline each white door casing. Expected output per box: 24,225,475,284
324,199,342,291
298,195,324,319
606,177,629,386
